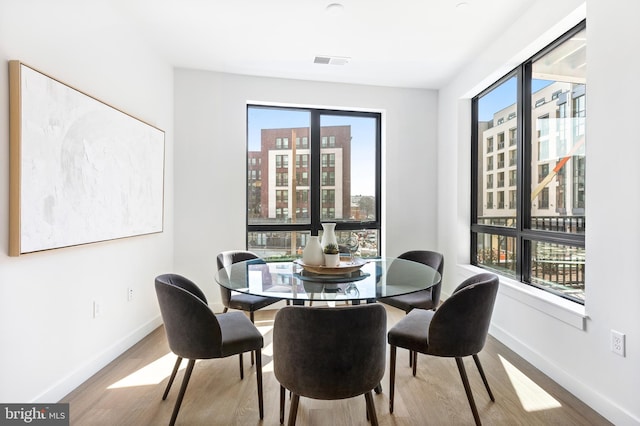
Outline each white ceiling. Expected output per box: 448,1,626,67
109,0,536,89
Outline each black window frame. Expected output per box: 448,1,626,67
246,105,382,249
470,20,586,305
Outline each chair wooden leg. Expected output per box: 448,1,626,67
239,352,244,380
250,312,255,366
162,356,182,400
169,359,195,426
473,354,495,402
412,351,418,376
279,385,286,424
364,391,379,426
406,311,412,368
256,349,264,419
288,394,300,426
456,357,482,426
389,345,396,414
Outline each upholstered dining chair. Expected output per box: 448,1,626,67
155,274,264,426
378,250,444,368
387,272,499,426
378,250,444,312
216,250,282,364
273,304,387,425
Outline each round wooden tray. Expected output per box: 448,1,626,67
293,258,368,275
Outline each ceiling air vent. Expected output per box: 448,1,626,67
314,56,350,65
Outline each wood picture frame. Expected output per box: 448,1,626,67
9,61,165,256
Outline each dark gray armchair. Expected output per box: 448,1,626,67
216,250,282,364
216,250,282,320
387,272,499,426
273,304,387,425
155,273,264,426
378,250,444,312
378,250,444,368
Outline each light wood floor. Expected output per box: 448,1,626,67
62,305,611,425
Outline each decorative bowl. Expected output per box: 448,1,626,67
293,257,368,275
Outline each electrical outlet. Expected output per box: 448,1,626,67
611,330,625,357
93,301,102,318
127,287,134,302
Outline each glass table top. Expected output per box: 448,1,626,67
215,257,441,302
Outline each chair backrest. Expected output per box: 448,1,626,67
426,273,499,358
216,250,259,306
273,304,387,400
155,274,223,359
156,272,208,304
398,250,445,305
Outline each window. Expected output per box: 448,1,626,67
509,128,517,146
276,154,288,168
295,171,308,186
538,187,549,209
296,154,308,168
296,136,309,148
538,164,549,182
322,153,335,167
472,21,586,304
276,172,288,186
322,189,335,204
247,106,381,260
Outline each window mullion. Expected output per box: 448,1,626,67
519,63,532,282
309,111,321,236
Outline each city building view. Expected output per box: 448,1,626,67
477,78,586,301
247,110,380,259
249,125,352,223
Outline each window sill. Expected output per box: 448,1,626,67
458,264,586,330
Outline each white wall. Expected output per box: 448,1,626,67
173,70,439,310
0,2,174,402
438,0,640,424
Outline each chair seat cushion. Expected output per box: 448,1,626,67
379,289,435,313
228,293,280,311
387,308,434,353
216,311,264,357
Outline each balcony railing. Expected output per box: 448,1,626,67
531,216,585,233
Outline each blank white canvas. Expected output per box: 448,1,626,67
19,64,165,253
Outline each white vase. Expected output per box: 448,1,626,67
302,236,324,266
320,222,337,250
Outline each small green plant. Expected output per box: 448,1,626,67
323,243,339,255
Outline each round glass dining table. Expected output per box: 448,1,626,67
215,257,441,304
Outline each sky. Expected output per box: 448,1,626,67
247,107,376,196
478,77,553,121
